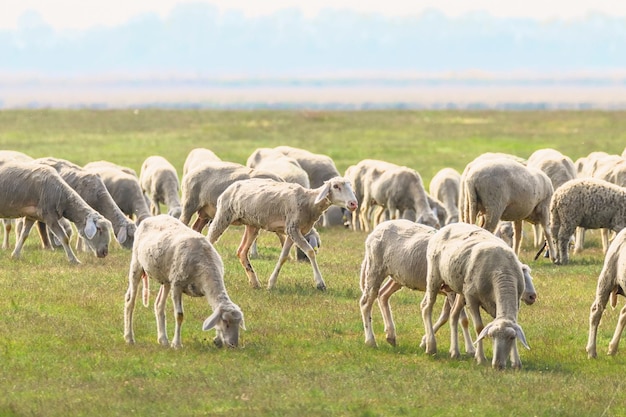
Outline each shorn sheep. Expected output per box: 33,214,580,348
429,167,461,225
550,178,626,265
139,156,182,219
462,157,556,261
246,147,310,188
358,220,474,352
586,227,626,358
208,177,358,290
421,222,534,370
0,161,111,263
182,147,221,177
124,215,245,349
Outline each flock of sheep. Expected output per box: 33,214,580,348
2,145,626,369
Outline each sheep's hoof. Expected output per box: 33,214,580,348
385,337,396,347
170,342,182,349
365,339,378,348
158,338,169,347
316,283,327,291
450,350,461,359
124,337,135,345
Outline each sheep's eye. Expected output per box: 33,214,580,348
333,184,340,190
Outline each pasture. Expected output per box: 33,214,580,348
0,109,625,416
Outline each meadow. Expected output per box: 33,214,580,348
0,109,625,416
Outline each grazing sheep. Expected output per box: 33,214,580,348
421,222,533,370
527,148,577,247
550,178,626,265
0,161,111,263
139,156,182,219
208,177,358,290
586,227,626,358
182,148,221,177
462,157,556,260
429,167,461,225
358,220,474,352
495,221,515,248
34,157,136,249
247,148,310,188
124,215,245,349
84,161,151,225
82,159,138,177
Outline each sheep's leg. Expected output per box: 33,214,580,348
155,283,171,346
574,227,585,254
482,210,501,233
448,293,466,359
557,224,576,265
2,219,11,250
600,229,611,254
123,259,143,344
46,219,81,264
170,286,184,349
150,198,161,216
586,290,611,358
421,272,441,355
512,220,523,255
459,307,475,355
11,219,35,260
236,226,261,288
359,271,383,347
466,299,487,365
267,237,295,290
532,223,543,248
36,221,52,249
607,303,626,356
285,226,326,290
377,278,402,347
191,213,210,233
207,208,233,244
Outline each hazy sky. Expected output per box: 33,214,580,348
3,0,626,30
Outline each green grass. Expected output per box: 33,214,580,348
1,109,626,416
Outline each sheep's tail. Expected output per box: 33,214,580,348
141,271,149,307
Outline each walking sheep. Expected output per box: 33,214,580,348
208,177,358,290
421,222,533,370
550,178,626,265
429,167,461,225
0,161,111,263
139,155,182,219
359,220,474,352
124,215,245,349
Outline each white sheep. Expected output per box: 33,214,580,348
208,177,358,290
421,222,534,369
429,167,461,225
124,215,245,349
34,157,136,249
586,227,626,358
139,155,182,218
359,220,474,352
182,148,221,177
462,157,556,261
550,178,626,265
247,147,310,188
0,161,111,263
84,161,151,225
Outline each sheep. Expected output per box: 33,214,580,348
358,219,474,352
429,167,461,225
246,148,310,188
273,146,341,227
182,148,221,177
84,161,151,225
527,148,577,248
0,161,111,263
207,177,358,290
124,215,245,349
81,159,138,177
462,157,556,261
34,157,136,250
0,150,35,249
421,222,534,370
586,227,626,358
139,156,182,219
550,178,626,265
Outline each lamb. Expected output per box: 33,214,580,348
429,167,461,225
34,157,136,249
124,215,245,349
586,228,626,358
462,157,556,260
84,161,151,225
182,148,221,177
207,177,358,290
358,220,474,352
550,178,626,265
0,161,111,263
421,222,534,370
139,155,182,219
246,148,310,188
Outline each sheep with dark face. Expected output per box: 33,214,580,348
139,156,182,219
0,161,111,263
208,177,358,290
421,222,534,370
124,215,245,349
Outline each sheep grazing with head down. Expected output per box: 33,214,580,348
124,215,245,349
429,167,461,225
182,147,222,177
139,155,182,219
208,176,358,290
359,220,474,352
421,222,534,370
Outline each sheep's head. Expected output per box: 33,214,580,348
475,318,529,370
116,222,136,250
81,213,111,258
203,304,246,348
315,177,358,212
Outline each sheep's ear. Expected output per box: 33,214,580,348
474,322,493,346
514,323,530,350
84,216,97,239
116,225,128,244
314,183,331,204
202,307,222,331
240,316,247,331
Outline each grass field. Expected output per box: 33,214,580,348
1,109,626,416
